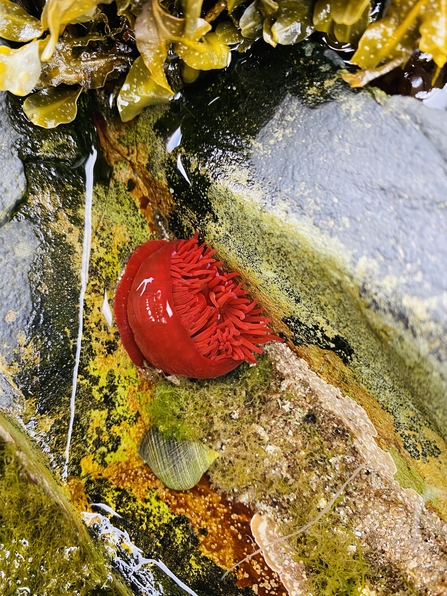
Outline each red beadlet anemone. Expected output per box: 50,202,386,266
114,234,282,378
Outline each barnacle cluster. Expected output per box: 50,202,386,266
1,0,446,127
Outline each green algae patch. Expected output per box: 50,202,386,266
0,413,130,596
114,104,170,180
147,357,275,443
390,445,427,495
91,180,151,273
138,353,422,594
287,516,367,595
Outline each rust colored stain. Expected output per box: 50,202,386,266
94,113,174,228
79,447,287,596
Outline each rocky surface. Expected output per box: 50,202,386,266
113,40,447,519
250,87,447,438
0,93,280,595
92,39,447,592
0,38,447,596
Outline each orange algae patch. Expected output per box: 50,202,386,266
79,442,287,595
66,476,91,513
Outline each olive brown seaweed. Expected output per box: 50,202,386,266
1,0,446,127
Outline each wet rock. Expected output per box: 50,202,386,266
249,85,447,439
0,95,26,223
0,91,264,596
131,41,447,512
1,35,447,596
0,96,39,367
92,39,447,589
6,94,89,165
0,410,130,595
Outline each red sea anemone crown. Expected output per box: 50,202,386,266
114,234,282,378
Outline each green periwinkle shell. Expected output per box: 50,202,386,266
139,427,219,491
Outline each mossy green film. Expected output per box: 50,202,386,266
113,103,171,184
0,414,131,596
148,357,274,442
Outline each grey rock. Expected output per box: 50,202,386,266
0,94,26,224
251,86,447,438
0,218,38,363
0,93,37,401
252,87,447,374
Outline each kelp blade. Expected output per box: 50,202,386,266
41,0,114,62
351,0,424,71
0,41,42,95
270,0,314,46
117,56,173,122
134,0,180,92
330,0,370,26
0,0,42,42
39,36,133,89
23,86,83,128
175,32,231,70
419,1,447,69
313,0,370,44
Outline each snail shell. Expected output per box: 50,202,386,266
139,426,218,491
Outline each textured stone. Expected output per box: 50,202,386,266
132,40,447,517
250,87,447,435
2,34,447,595
0,95,26,222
